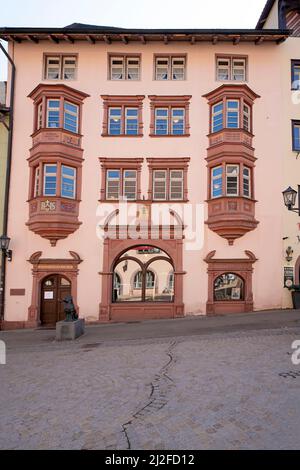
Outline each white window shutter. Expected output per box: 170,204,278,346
153,170,167,200
170,170,183,200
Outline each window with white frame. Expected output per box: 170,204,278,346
123,170,137,200
226,165,239,196
106,169,137,200
212,102,224,133
243,167,251,198
171,109,185,135
216,56,247,82
108,108,122,135
226,100,239,128
37,102,43,130
64,101,79,133
125,108,138,135
170,170,184,200
110,56,140,80
106,170,120,199
243,103,251,132
155,56,186,80
153,170,167,200
44,55,77,80
211,166,223,198
34,167,40,197
61,165,76,199
155,108,169,135
47,99,60,128
44,164,57,196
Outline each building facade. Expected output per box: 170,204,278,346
0,0,299,328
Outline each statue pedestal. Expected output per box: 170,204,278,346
56,319,85,341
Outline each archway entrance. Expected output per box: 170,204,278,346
40,274,71,326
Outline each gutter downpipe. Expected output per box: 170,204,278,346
0,41,15,328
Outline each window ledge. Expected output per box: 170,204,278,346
149,133,190,138
101,134,143,138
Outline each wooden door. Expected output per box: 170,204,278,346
41,275,71,326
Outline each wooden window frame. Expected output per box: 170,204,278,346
209,163,254,200
99,157,143,202
36,95,82,135
61,165,77,200
43,53,78,81
154,54,187,81
210,97,253,134
101,95,145,137
147,157,190,202
149,95,191,137
108,54,141,81
216,55,248,82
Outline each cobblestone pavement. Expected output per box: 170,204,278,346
1,324,300,449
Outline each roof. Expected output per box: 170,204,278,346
256,0,276,29
0,24,289,44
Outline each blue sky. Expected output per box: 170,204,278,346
0,0,267,80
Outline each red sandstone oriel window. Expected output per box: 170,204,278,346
211,164,252,199
211,99,252,133
33,163,77,199
40,98,79,133
44,55,77,80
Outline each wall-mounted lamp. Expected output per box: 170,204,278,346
285,246,294,263
0,235,12,262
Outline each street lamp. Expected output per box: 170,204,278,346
0,235,12,262
282,186,300,214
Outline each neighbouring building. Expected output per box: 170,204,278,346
0,0,299,329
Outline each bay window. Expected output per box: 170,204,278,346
211,164,252,199
43,98,80,133
32,163,77,199
210,99,252,133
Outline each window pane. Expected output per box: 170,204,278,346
113,259,142,302
123,169,137,200
243,104,250,132
153,170,167,200
171,108,185,135
44,164,57,196
292,64,300,90
217,58,230,81
155,108,168,135
212,166,223,198
111,57,124,80
109,108,122,135
170,170,183,200
172,58,185,80
46,57,60,79
63,57,77,80
106,169,120,199
156,58,169,80
61,165,76,199
227,100,239,128
214,273,244,301
293,123,300,151
125,108,138,135
127,58,140,80
47,100,60,128
212,102,223,133
243,167,251,198
145,260,174,302
226,165,239,196
64,101,78,133
232,59,246,81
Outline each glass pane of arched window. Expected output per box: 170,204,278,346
113,259,142,302
145,259,174,302
214,273,244,301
